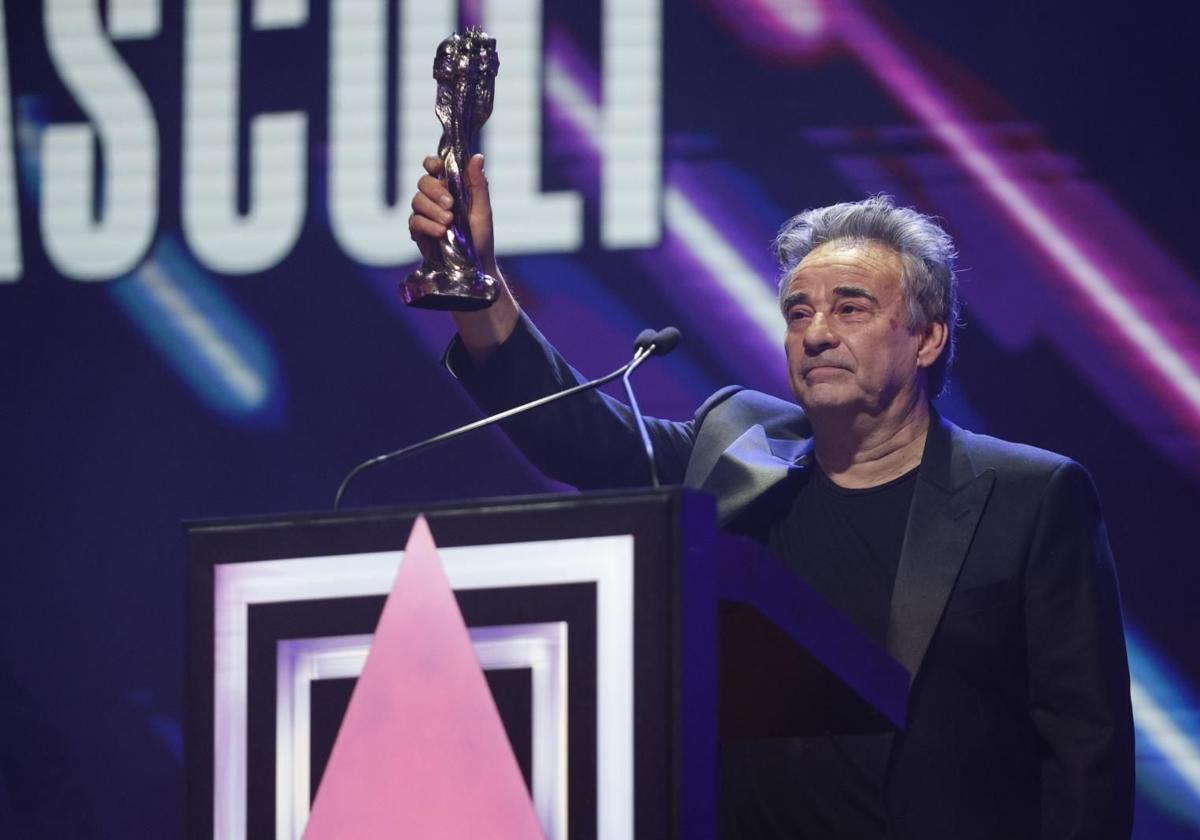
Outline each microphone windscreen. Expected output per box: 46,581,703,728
633,328,657,352
651,326,682,356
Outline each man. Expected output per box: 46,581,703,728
409,155,1134,838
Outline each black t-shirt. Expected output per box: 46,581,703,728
769,464,917,648
721,464,919,840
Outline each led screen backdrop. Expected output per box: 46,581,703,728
2,0,1199,836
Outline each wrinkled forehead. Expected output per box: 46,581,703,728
783,239,905,297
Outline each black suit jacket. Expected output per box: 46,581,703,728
449,313,1134,838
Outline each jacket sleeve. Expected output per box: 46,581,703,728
1024,461,1134,839
444,311,698,489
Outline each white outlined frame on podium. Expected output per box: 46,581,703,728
275,622,568,839
212,535,634,840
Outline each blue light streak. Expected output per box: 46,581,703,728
16,96,284,426
108,236,285,425
1127,627,1200,827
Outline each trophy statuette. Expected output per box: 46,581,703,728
401,28,500,311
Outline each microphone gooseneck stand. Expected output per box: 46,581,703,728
332,327,681,511
623,327,681,488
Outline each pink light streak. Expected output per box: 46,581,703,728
741,0,1200,431
543,32,790,394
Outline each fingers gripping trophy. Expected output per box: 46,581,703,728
401,28,500,311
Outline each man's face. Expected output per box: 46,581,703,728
782,240,934,417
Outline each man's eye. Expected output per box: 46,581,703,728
839,304,864,314
788,310,810,322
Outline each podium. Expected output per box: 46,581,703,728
186,488,908,840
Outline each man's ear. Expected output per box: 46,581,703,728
916,320,948,370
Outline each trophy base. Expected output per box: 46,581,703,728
400,268,499,312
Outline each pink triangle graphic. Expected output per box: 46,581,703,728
303,516,547,839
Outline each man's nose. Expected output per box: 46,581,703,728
803,312,839,352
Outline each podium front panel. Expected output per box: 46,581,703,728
187,489,717,840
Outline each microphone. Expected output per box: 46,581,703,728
622,326,682,489
332,327,679,510
647,326,681,356
633,328,655,352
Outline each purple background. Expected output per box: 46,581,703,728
2,1,1199,836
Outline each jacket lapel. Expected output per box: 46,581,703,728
683,389,812,526
687,394,994,682
692,424,812,526
886,414,995,682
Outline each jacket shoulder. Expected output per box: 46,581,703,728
953,425,1090,488
695,386,807,431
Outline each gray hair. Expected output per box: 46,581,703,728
772,194,960,397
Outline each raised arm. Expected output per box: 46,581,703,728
407,153,697,488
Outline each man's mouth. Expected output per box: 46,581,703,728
802,363,849,376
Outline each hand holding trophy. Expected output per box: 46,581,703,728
402,28,500,311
